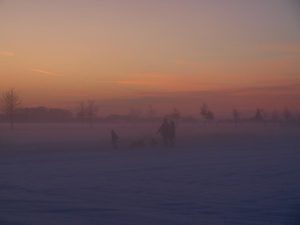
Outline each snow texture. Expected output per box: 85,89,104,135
0,123,299,225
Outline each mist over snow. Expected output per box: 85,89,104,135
0,122,299,225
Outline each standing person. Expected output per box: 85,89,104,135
157,118,170,147
169,120,176,147
111,130,119,149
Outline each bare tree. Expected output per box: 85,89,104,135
169,108,181,122
1,89,21,129
77,101,86,123
86,100,98,127
232,109,240,126
77,100,98,126
253,108,264,122
283,108,293,122
200,103,214,122
146,105,156,120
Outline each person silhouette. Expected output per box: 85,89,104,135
111,130,119,149
158,118,170,147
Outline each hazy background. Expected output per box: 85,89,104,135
1,0,299,115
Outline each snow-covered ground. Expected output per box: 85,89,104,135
0,123,299,225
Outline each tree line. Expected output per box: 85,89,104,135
1,88,299,129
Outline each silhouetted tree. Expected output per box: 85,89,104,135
77,101,86,123
146,105,156,120
271,110,279,124
169,108,181,122
86,100,98,127
233,109,240,126
200,104,214,122
76,100,98,126
283,108,292,122
254,108,264,122
1,89,21,129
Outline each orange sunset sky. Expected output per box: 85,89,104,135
1,0,299,114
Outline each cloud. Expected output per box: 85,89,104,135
0,51,15,57
116,80,156,86
31,69,62,76
228,83,300,96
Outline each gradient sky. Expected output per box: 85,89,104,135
1,0,300,114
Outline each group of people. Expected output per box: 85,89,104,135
110,118,177,149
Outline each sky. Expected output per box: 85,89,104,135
1,0,300,115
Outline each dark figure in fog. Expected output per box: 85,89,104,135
168,120,176,147
111,130,119,149
158,118,170,147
